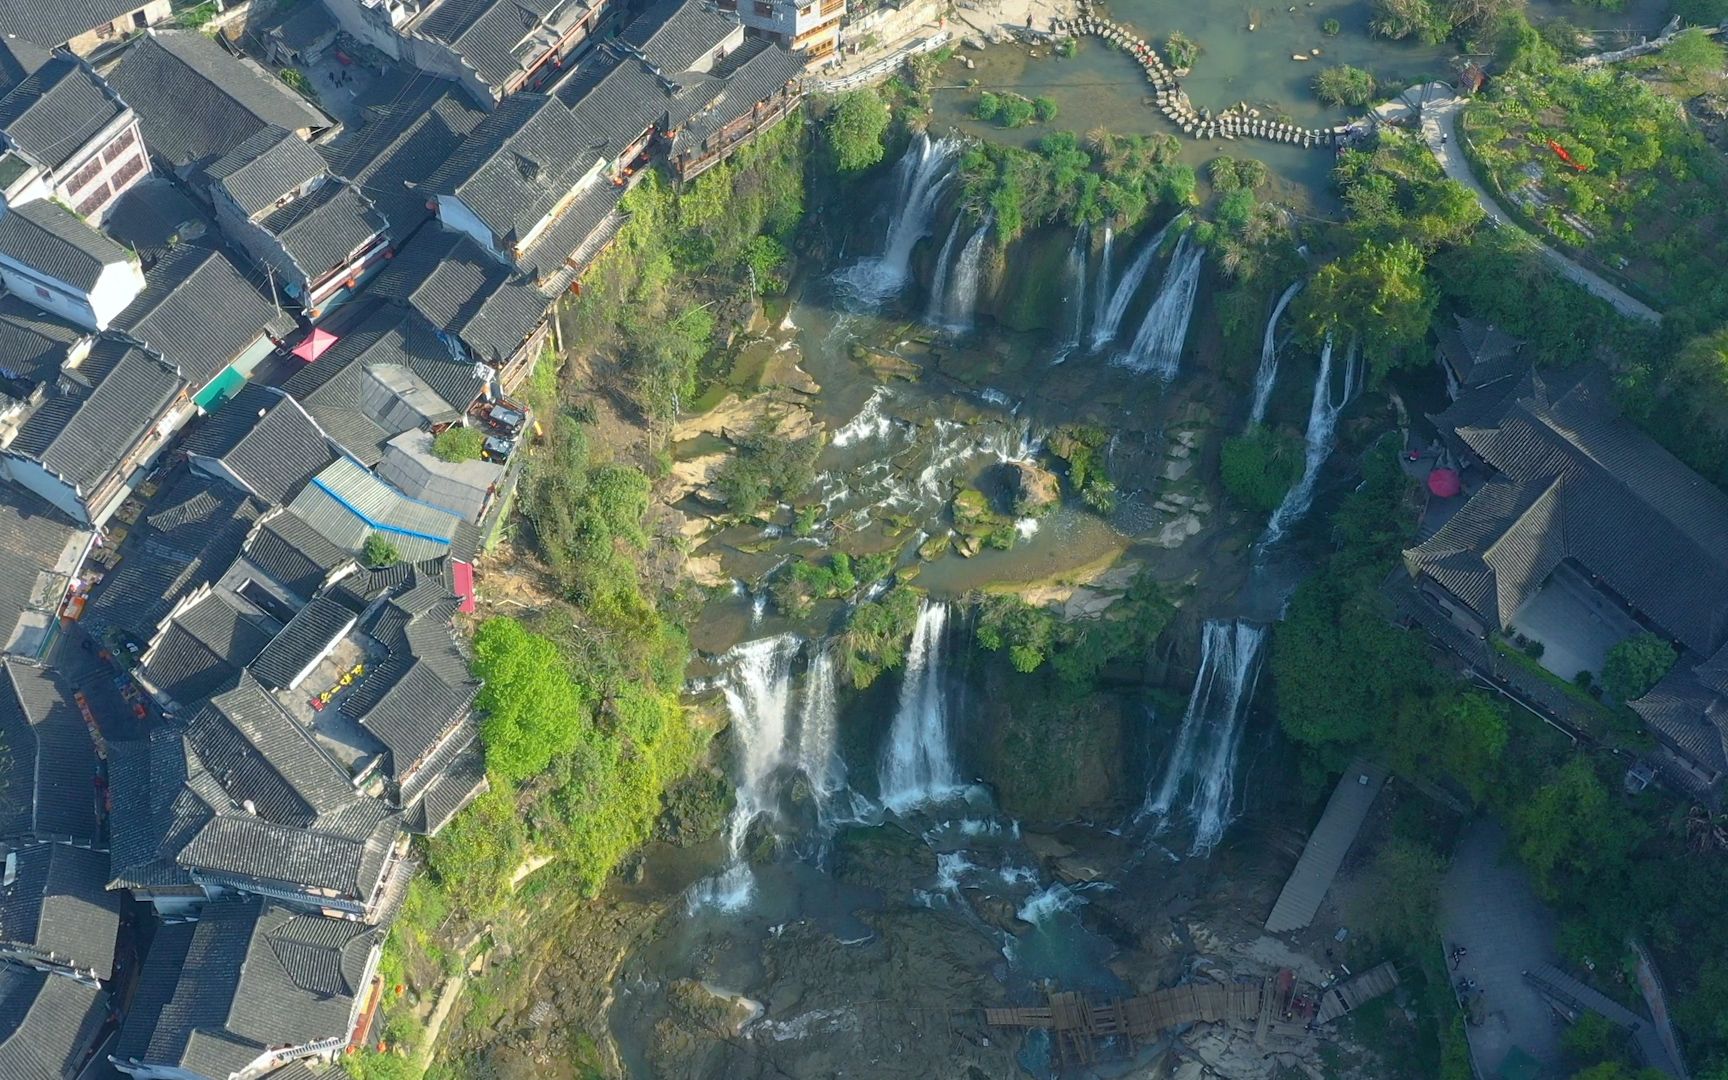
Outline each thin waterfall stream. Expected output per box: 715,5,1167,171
879,600,960,812
1117,233,1204,380
1090,213,1184,351
1259,335,1361,550
1248,281,1303,426
1138,620,1267,855
834,133,960,306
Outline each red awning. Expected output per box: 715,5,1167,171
452,559,476,614
291,327,339,362
1427,468,1462,498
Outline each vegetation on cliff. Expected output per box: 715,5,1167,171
954,129,1197,240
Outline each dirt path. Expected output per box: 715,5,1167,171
1415,88,1663,325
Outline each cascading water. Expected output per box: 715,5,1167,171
1117,233,1204,380
834,134,960,306
795,645,846,811
1089,223,1114,339
1139,620,1267,855
1248,281,1303,426
933,215,992,334
1090,213,1184,351
1055,223,1089,360
692,633,803,910
923,217,962,326
878,601,960,812
1259,336,1361,549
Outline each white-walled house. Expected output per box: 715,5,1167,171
0,198,143,330
0,38,152,222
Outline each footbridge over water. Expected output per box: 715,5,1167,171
985,963,1401,1066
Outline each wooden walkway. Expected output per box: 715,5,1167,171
1316,962,1400,1024
1526,964,1685,1077
986,981,1275,1065
1265,761,1388,933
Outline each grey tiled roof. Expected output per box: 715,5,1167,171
0,484,86,656
114,898,379,1078
183,672,357,826
207,126,327,218
0,198,130,290
1410,368,1728,656
0,294,84,394
0,842,123,979
0,659,102,846
511,172,622,278
670,37,802,155
401,719,486,834
182,384,336,505
0,1,158,49
108,30,332,174
281,301,483,463
241,509,352,602
113,240,292,390
426,92,606,247
554,52,667,158
84,472,269,644
0,964,105,1080
0,44,126,172
617,0,740,73
257,178,387,281
317,74,485,245
410,0,585,91
7,336,183,495
139,588,280,709
249,592,362,690
107,674,403,901
370,227,548,364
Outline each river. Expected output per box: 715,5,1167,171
473,9,1454,1075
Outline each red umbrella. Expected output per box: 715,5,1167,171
1427,468,1461,498
291,327,338,362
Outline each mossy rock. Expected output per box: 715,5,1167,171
832,823,937,894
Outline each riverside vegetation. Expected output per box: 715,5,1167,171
361,11,1728,1067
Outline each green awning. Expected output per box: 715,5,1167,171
193,364,247,411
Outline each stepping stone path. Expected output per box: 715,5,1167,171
1049,2,1350,149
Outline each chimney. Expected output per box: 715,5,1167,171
2,851,15,887
242,799,257,815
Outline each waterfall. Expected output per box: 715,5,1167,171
1248,281,1303,426
1056,224,1089,358
933,215,991,333
879,600,960,812
1117,233,1204,380
1089,224,1114,340
1090,213,1183,351
796,645,845,808
691,634,802,910
924,217,962,326
834,134,960,306
1140,620,1266,855
1259,336,1361,549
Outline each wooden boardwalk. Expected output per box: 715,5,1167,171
1265,761,1388,933
1316,962,1400,1024
986,980,1274,1065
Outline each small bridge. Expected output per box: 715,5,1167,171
986,964,1401,1066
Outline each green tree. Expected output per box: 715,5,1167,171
711,420,821,516
424,785,526,916
1313,65,1378,107
998,95,1037,128
1220,426,1303,513
1600,632,1677,701
825,90,891,173
1388,689,1508,801
432,426,484,462
1033,96,1059,122
1563,1013,1623,1071
1674,0,1728,25
1510,756,1639,901
838,585,924,687
975,91,1003,121
362,533,400,568
1356,837,1445,951
977,595,1058,673
471,618,589,783
1370,0,1451,42
1298,239,1438,379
